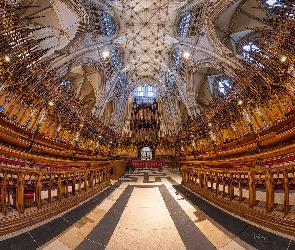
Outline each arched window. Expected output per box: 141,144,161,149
242,42,264,68
118,73,125,86
171,47,182,69
177,7,202,37
212,76,237,95
60,80,70,87
60,80,71,92
102,12,116,36
218,79,230,94
177,12,191,36
110,47,121,68
265,0,294,17
266,0,281,6
134,85,157,98
89,9,117,36
217,79,237,95
242,42,260,61
168,73,175,88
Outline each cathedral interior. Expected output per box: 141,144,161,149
1,0,295,249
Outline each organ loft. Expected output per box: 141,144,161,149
0,0,295,249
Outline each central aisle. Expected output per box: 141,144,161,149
106,187,186,249
74,169,216,250
71,169,256,250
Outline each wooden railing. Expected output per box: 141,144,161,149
181,163,295,236
0,163,111,235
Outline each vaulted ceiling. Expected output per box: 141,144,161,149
3,0,288,139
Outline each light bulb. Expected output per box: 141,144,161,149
102,51,110,58
281,56,287,62
183,51,190,58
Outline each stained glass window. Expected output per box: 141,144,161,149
242,42,260,61
217,78,237,95
134,85,157,98
242,42,264,68
148,86,156,97
266,0,279,6
218,79,231,94
177,7,202,37
177,12,191,36
168,73,175,88
265,0,294,17
137,86,144,97
102,12,116,36
171,47,182,69
119,73,125,86
89,8,117,37
110,47,121,68
60,80,71,91
60,80,70,87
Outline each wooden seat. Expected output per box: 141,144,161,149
12,190,35,208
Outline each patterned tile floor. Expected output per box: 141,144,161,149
0,168,295,250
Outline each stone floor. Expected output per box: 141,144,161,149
0,168,295,250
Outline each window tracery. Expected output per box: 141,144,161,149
60,80,71,91
102,12,116,36
177,7,203,37
214,78,237,96
266,0,281,7
110,47,121,69
134,85,157,99
168,73,175,88
171,47,182,69
89,8,116,37
207,73,237,96
265,0,294,17
218,79,231,95
118,73,125,86
177,12,191,37
242,42,264,68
